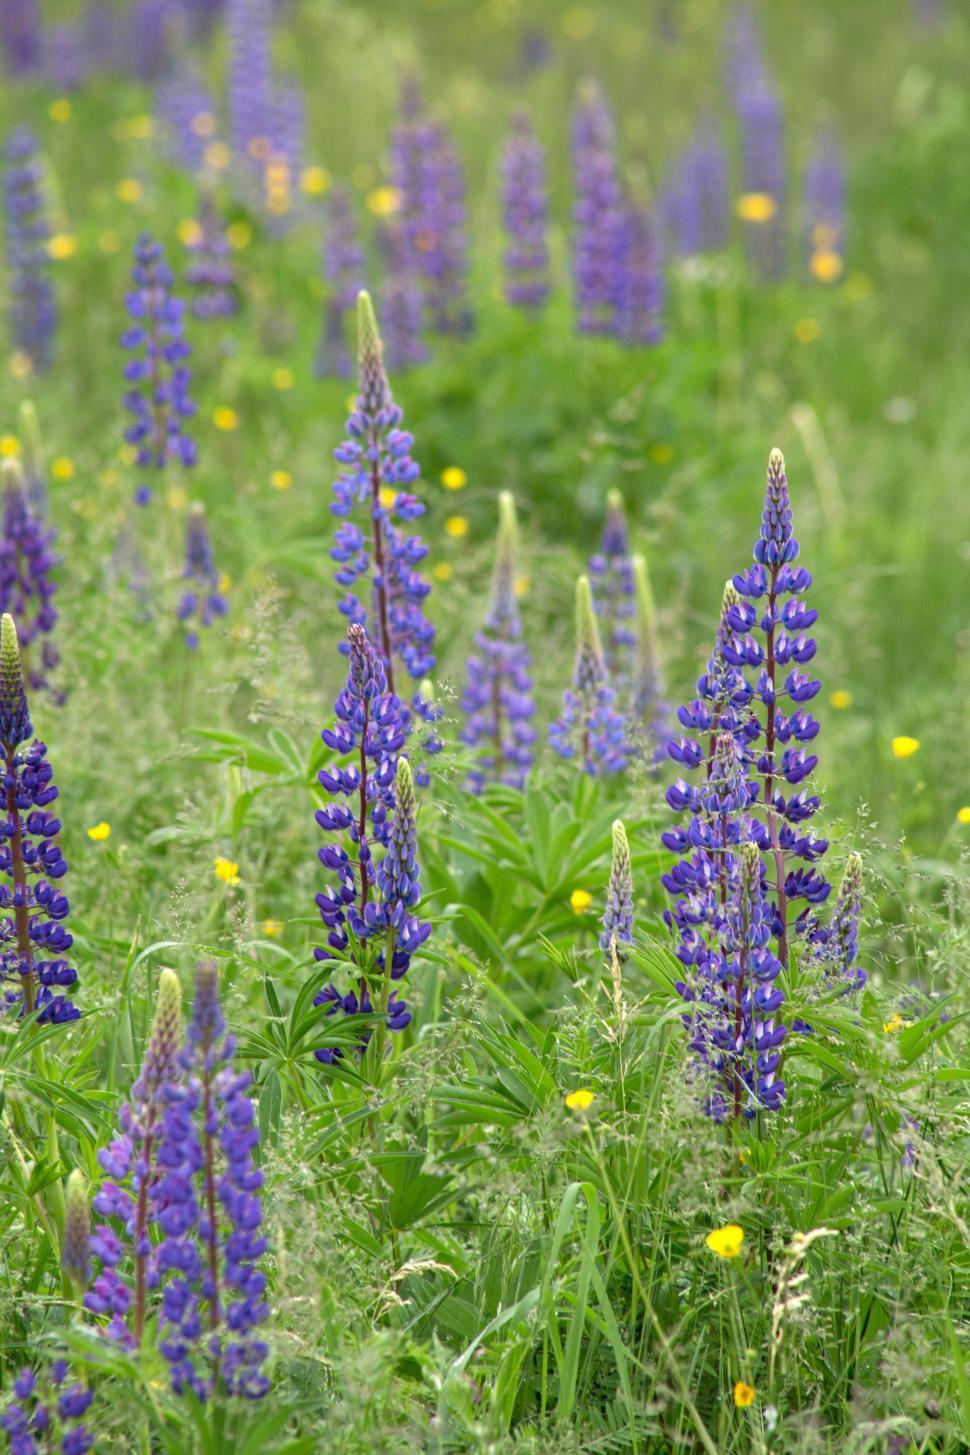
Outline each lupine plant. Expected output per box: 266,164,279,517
735,73,787,280
0,1363,92,1455
0,613,77,1024
500,109,550,310
2,128,56,372
0,457,59,697
177,503,227,648
804,129,846,283
120,233,197,507
613,202,664,346
184,194,237,320
601,818,634,955
550,576,628,776
315,185,364,379
588,490,635,682
571,81,623,335
0,0,42,75
460,491,535,793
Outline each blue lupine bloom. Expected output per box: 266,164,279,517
550,576,628,776
316,185,365,379
2,128,56,373
156,66,220,176
601,819,634,953
330,291,435,701
501,109,550,311
461,491,535,793
571,81,623,336
0,1359,93,1455
0,0,42,75
660,117,729,259
121,233,197,507
736,73,787,280
0,614,78,1026
376,220,429,374
0,458,59,699
613,203,664,346
808,852,866,991
227,0,273,188
588,491,636,682
185,195,238,320
177,504,227,648
804,129,846,283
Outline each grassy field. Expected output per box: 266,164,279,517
0,1,968,1452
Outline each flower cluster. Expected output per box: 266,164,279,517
376,220,428,374
0,614,78,1025
330,291,435,701
588,491,636,682
613,203,664,346
734,63,787,280
3,128,56,373
177,503,227,648
0,457,59,697
804,129,845,284
460,492,535,792
121,233,197,507
315,185,364,379
184,194,237,320
157,66,220,176
571,81,623,335
0,1,42,76
550,576,628,777
601,819,634,954
500,109,550,311
660,117,729,258
1,1362,92,1455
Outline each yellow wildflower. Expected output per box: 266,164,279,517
270,470,292,491
49,98,72,123
736,191,777,223
445,515,469,538
9,352,32,379
52,456,75,481
166,486,188,510
957,807,970,825
570,889,592,914
379,487,397,511
116,179,143,204
794,318,820,344
226,221,251,250
514,575,529,597
272,367,295,391
564,1089,595,1111
214,856,241,887
810,249,843,284
213,407,239,432
650,442,674,465
86,822,111,842
204,141,231,170
883,1013,904,1034
262,919,284,937
367,186,403,218
301,165,330,196
829,690,852,710
177,219,203,247
733,1381,756,1408
891,736,919,759
433,562,454,583
0,436,20,457
705,1224,744,1259
47,234,77,260
441,466,467,491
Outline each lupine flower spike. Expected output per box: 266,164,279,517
571,81,623,335
0,456,59,697
3,128,56,372
62,1168,91,1292
0,613,78,1023
804,130,845,284
501,110,550,311
460,491,536,792
0,1362,93,1455
588,490,635,682
178,503,227,648
601,819,634,954
613,202,664,346
549,576,628,776
184,193,238,320
810,851,865,990
331,292,435,721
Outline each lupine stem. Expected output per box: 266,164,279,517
132,1117,156,1345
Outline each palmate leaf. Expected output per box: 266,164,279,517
372,1146,455,1230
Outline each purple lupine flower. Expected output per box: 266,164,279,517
261,82,304,231
363,756,431,972
184,195,238,320
571,81,623,335
86,967,182,1348
912,0,944,30
315,185,364,379
0,614,78,1027
0,1359,92,1455
549,576,628,776
630,552,668,755
613,201,664,346
127,0,176,81
600,819,633,953
0,458,59,699
330,291,435,700
808,851,865,991
155,963,269,1401
177,504,227,649
227,0,273,186
121,233,197,507
156,66,220,176
377,221,428,373
804,129,845,284
500,109,550,310
460,491,535,793
724,3,766,101
735,73,787,280
43,20,88,91
2,128,56,374
663,118,730,258
0,0,42,75
312,623,414,1061
588,491,636,682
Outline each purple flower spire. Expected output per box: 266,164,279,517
571,81,623,335
460,491,535,792
600,819,634,954
549,576,628,776
735,71,787,280
376,221,429,373
62,1168,91,1290
500,109,550,311
121,234,197,508
0,457,59,698
808,851,865,991
184,194,238,320
177,504,228,649
315,185,365,379
804,129,846,284
0,0,42,76
3,128,56,374
1,1361,93,1455
330,291,435,700
663,118,730,258
588,490,636,682
227,0,273,184
612,201,664,346
156,66,220,176
0,614,78,1026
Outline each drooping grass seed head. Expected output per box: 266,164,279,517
0,612,32,749
356,289,391,417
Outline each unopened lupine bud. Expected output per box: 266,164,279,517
0,612,32,748
356,289,390,417
62,1168,90,1287
600,820,634,950
549,575,628,775
574,575,606,695
132,968,182,1107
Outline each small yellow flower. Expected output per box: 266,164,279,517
218,572,231,593
843,271,873,301
891,736,920,759
204,141,232,170
47,234,77,260
119,443,137,466
514,575,529,597
116,178,143,204
98,229,121,254
562,6,595,38
262,919,284,937
445,515,469,539
829,690,852,710
0,436,20,458
794,318,820,344
810,249,843,284
301,165,330,196
366,185,403,218
9,352,32,380
177,218,203,247
379,486,397,510
441,466,467,491
564,1089,595,1111
957,807,970,825
190,110,217,138
270,469,292,491
650,442,674,465
351,163,376,190
272,366,295,391
52,456,75,481
166,485,188,510
49,98,72,123
705,1223,744,1259
213,406,239,432
733,1381,756,1408
214,856,241,887
127,114,154,139
570,889,593,914
86,822,111,842
226,220,251,250
433,562,453,582
736,191,777,223
883,1013,904,1034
